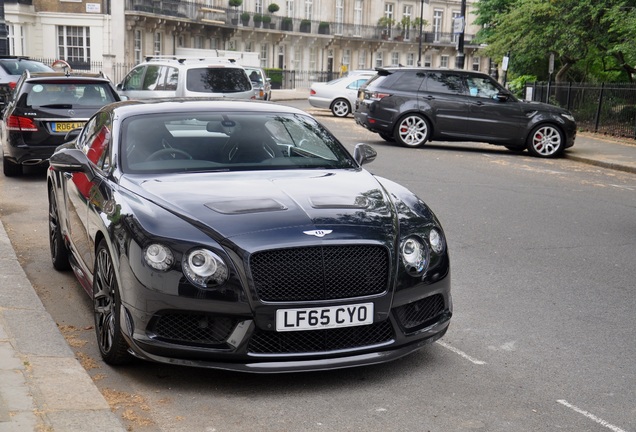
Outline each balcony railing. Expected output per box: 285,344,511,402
124,0,475,44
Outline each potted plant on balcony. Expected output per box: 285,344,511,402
377,16,396,40
228,0,242,24
262,14,272,28
253,13,263,27
267,3,280,28
281,16,293,31
318,21,330,34
240,11,251,26
412,17,429,41
300,19,311,33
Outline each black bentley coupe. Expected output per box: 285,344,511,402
47,99,452,372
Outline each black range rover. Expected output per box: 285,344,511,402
354,67,576,158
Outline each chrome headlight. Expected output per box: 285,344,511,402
561,113,575,122
143,243,174,271
183,248,228,288
429,228,445,254
401,236,429,276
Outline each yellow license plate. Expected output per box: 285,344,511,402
53,122,85,132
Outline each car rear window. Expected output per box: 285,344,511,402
0,60,53,76
186,68,252,93
25,82,118,106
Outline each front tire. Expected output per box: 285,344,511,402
394,114,430,148
48,187,71,271
94,240,132,365
527,125,564,158
331,98,351,117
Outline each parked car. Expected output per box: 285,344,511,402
46,98,452,373
244,66,272,100
116,56,255,100
0,56,54,104
309,72,375,117
354,67,577,158
1,70,121,177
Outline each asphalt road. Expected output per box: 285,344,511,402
1,101,635,432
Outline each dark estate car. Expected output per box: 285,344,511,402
355,67,577,158
1,70,121,176
0,56,54,103
47,99,452,373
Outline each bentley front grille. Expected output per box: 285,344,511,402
250,245,389,302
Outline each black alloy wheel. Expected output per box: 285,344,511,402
48,187,71,270
93,240,132,365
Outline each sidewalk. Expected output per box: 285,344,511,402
1,89,635,432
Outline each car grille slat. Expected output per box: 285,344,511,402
250,245,389,301
248,321,394,354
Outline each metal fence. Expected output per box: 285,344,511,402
526,82,636,140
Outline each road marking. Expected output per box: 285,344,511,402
557,400,627,432
436,340,486,365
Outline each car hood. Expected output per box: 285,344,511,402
122,169,396,240
519,99,569,114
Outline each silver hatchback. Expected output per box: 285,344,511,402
117,56,255,100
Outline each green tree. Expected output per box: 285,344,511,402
474,0,636,82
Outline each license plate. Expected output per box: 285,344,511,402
52,122,84,132
276,302,373,332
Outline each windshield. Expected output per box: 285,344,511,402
0,59,53,76
26,82,118,107
121,111,358,174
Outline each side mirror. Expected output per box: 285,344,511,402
353,143,377,166
49,148,95,180
495,92,511,102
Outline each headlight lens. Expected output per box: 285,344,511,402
429,228,445,254
183,248,228,288
401,236,428,276
143,244,174,271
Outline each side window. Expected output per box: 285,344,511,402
165,67,179,91
390,71,426,92
80,113,112,171
425,72,465,95
347,78,370,90
122,66,145,91
142,65,162,90
465,76,501,99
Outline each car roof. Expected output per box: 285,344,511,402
376,67,490,78
139,56,244,68
106,98,305,118
24,71,111,82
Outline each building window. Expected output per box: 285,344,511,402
154,32,162,56
286,0,294,18
354,0,363,36
403,5,413,40
7,24,25,55
305,0,313,20
57,26,91,63
384,3,395,38
255,0,263,14
375,51,384,68
309,47,317,70
433,10,443,42
260,43,268,68
440,55,449,68
358,50,367,70
342,49,351,71
472,57,481,71
391,51,399,66
406,52,415,66
424,54,432,68
451,11,460,44
193,35,204,49
335,0,344,35
134,30,142,65
293,46,301,71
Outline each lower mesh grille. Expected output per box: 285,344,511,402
148,313,238,346
248,321,394,354
394,294,445,331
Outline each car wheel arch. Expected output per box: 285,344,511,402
526,122,566,158
392,111,434,148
